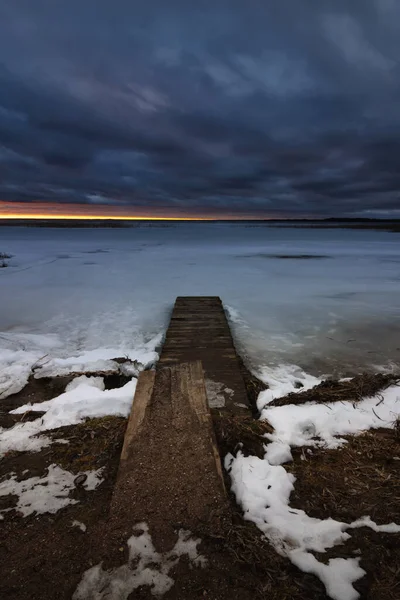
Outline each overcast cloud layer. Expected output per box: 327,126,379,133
1,1,400,218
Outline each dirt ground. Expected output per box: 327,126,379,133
0,372,399,599
0,415,126,600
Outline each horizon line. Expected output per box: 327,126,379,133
0,214,396,222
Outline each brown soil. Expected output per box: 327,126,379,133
0,416,126,600
268,372,400,408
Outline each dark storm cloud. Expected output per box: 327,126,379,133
1,0,400,217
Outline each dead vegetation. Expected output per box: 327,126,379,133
285,427,400,600
237,355,268,416
269,372,400,407
287,428,400,525
49,416,127,473
212,399,400,600
394,416,400,440
213,412,272,458
0,416,127,600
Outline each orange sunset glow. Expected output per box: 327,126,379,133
0,201,213,221
0,201,276,220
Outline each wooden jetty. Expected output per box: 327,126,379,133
109,297,253,597
159,296,249,413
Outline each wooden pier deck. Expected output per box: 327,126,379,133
158,296,249,413
106,298,257,598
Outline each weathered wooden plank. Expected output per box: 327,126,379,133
119,370,155,467
169,361,226,492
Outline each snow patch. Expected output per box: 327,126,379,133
262,384,400,453
0,464,103,518
226,450,399,600
34,346,158,379
0,348,45,400
257,364,321,411
83,469,105,491
73,523,207,599
0,377,137,456
72,520,87,532
65,375,105,392
0,333,63,399
290,552,365,600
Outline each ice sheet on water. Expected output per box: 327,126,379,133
1,224,399,376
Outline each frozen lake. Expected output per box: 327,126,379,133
1,222,399,394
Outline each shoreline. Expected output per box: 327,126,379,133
0,217,399,232
0,353,399,600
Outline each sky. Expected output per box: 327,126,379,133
0,1,400,219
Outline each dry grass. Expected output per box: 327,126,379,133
269,372,400,407
213,423,400,599
236,355,268,415
49,416,127,472
2,366,398,600
213,375,400,600
286,428,400,600
213,412,272,458
394,416,400,440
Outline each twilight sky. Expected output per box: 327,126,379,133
1,1,400,219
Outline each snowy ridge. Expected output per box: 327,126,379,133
256,363,322,409
263,387,399,463
0,375,137,456
226,365,400,600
